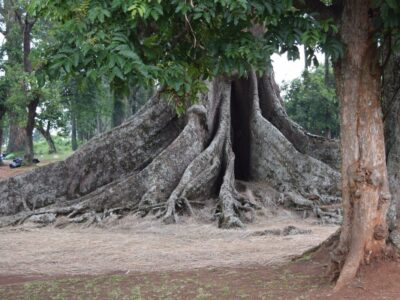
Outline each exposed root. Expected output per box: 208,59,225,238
218,143,245,229
257,72,340,169
162,81,255,227
162,103,223,223
0,75,342,230
291,228,341,262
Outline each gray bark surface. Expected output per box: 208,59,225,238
383,51,400,232
257,72,340,170
0,75,340,228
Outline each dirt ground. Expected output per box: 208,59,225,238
0,216,399,299
0,161,34,178
0,159,57,179
1,169,400,299
0,214,336,276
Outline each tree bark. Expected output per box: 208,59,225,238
329,0,391,290
324,53,330,86
383,50,400,242
71,112,78,151
37,122,57,154
7,113,25,153
0,108,5,165
19,11,37,164
0,73,340,229
112,96,127,128
0,120,3,155
24,96,39,163
257,70,340,169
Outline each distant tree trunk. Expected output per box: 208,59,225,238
24,96,39,162
330,0,391,290
112,96,127,127
129,85,153,116
71,113,78,151
16,9,38,164
0,122,3,155
0,107,5,151
324,53,330,86
2,1,23,156
95,113,108,135
0,109,5,165
37,122,57,154
7,113,25,153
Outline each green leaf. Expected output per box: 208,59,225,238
119,49,140,60
113,66,125,79
386,0,398,9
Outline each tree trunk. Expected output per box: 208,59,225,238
0,106,5,149
24,97,39,163
0,108,5,165
112,96,127,128
329,0,391,290
0,73,340,229
0,121,3,155
324,53,330,86
71,112,78,151
7,113,25,153
37,123,57,154
383,50,400,244
20,12,37,164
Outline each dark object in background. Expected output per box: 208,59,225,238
9,157,23,169
33,158,40,164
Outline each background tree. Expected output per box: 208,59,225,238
1,0,25,154
35,82,67,154
61,77,114,148
15,0,40,163
0,77,7,159
283,64,339,138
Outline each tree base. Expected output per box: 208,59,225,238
0,75,341,230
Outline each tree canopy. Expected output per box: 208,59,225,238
30,0,342,113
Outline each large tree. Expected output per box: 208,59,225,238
1,0,400,290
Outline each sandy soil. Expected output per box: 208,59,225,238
0,213,337,277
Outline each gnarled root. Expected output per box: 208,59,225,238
0,74,341,229
161,81,256,227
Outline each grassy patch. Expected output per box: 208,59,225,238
4,136,74,162
0,263,332,300
34,136,73,160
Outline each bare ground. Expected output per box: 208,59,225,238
1,169,399,299
1,210,400,299
0,212,336,277
0,159,59,179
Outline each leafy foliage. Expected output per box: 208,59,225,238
30,0,341,113
282,65,339,138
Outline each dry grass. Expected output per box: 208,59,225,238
0,210,337,277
